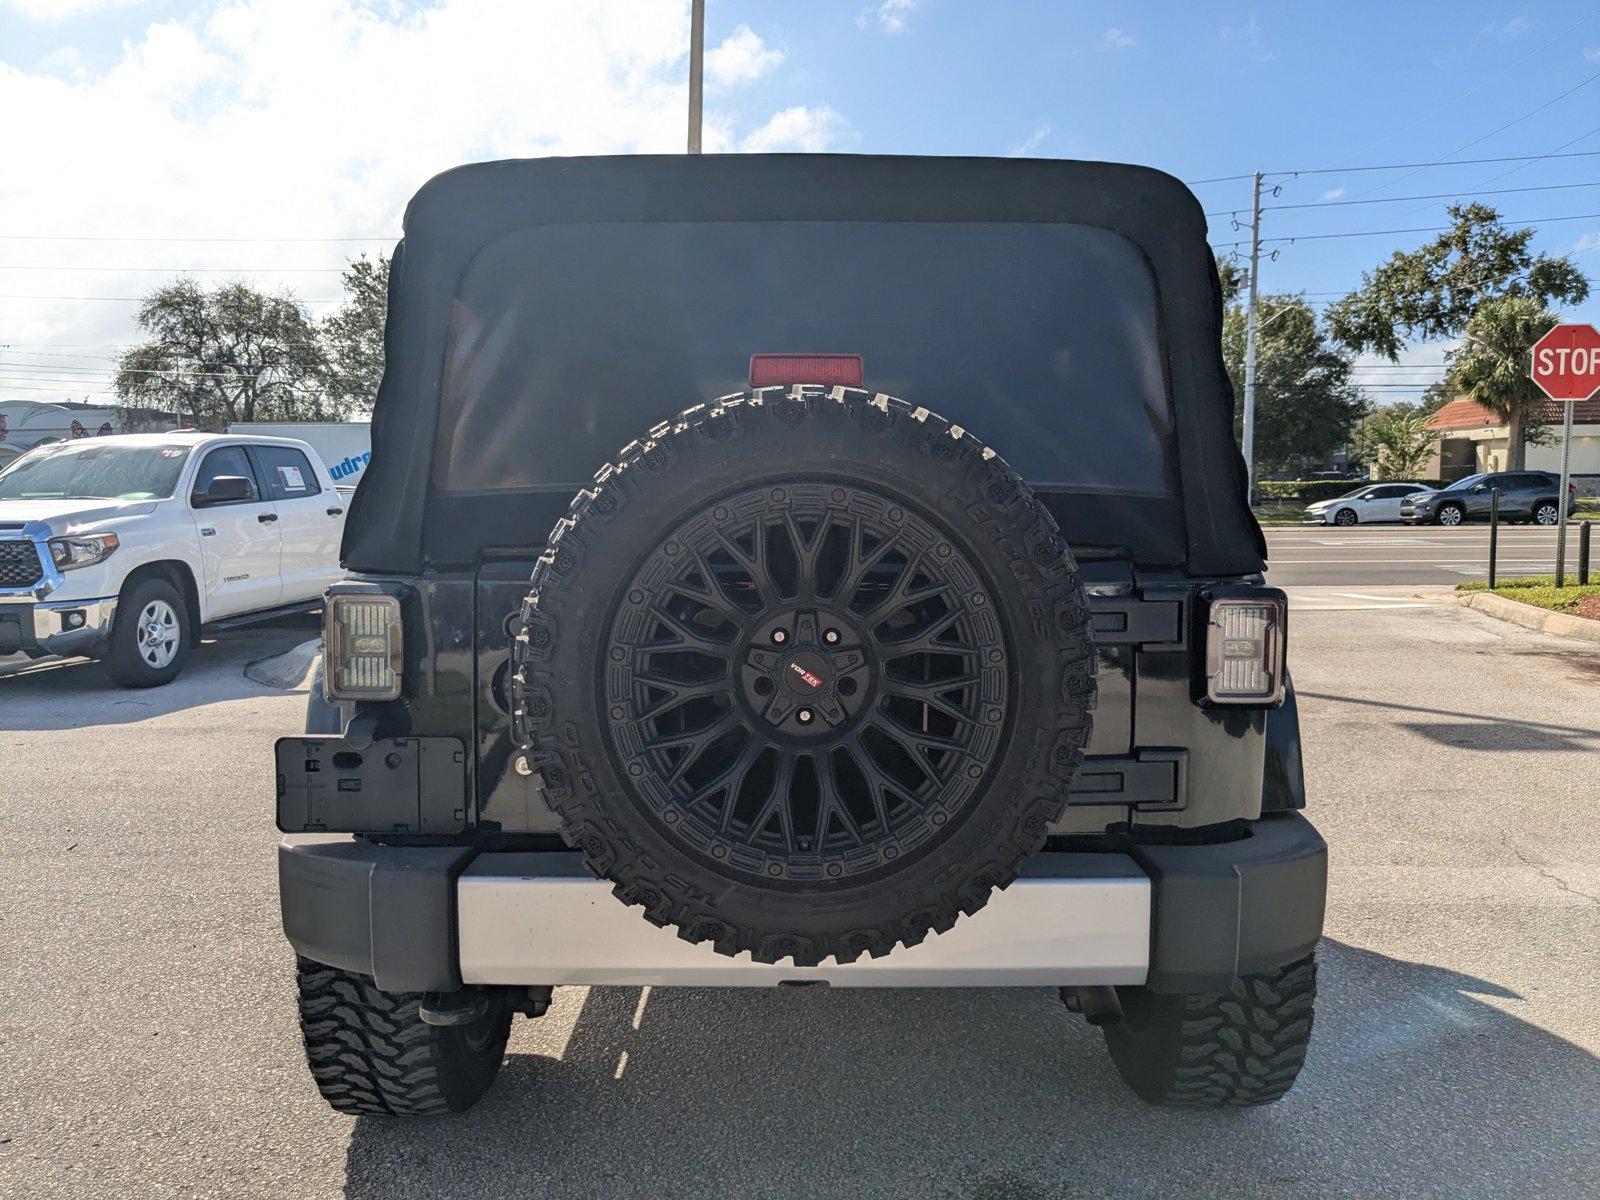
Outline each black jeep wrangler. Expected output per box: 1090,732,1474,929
276,154,1326,1116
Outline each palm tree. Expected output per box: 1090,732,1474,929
1449,296,1557,471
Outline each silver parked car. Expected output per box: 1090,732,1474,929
1303,482,1433,526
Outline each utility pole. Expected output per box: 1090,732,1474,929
687,0,704,154
1241,170,1263,506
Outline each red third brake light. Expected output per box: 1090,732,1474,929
749,353,864,389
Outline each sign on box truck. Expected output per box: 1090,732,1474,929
228,422,372,485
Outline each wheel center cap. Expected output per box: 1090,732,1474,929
781,652,830,695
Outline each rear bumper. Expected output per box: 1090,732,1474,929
279,813,1326,995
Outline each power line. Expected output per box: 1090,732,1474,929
0,265,347,273
0,234,395,243
1317,68,1600,205
1211,209,1600,249
1244,179,1598,214
1269,210,1600,244
0,294,343,303
1184,172,1258,186
1302,10,1600,175
1261,147,1600,180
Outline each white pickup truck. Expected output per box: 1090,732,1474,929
0,431,346,686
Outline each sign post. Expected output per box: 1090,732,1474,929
1528,324,1600,586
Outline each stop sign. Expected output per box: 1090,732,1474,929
1529,323,1600,401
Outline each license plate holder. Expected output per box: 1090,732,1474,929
275,736,467,834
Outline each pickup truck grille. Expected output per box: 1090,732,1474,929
0,540,44,589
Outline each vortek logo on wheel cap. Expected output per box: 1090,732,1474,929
788,661,823,689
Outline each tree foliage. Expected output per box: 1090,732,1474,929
114,280,336,429
1222,294,1366,473
1448,296,1559,471
1326,203,1589,361
320,254,389,412
1215,254,1247,305
1362,403,1440,480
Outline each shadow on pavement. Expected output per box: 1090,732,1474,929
0,614,317,731
1299,689,1600,752
339,939,1598,1199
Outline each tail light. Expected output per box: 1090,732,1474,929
1202,590,1287,706
325,593,403,702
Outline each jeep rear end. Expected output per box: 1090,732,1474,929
275,155,1325,1116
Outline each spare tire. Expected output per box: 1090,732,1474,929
511,387,1095,966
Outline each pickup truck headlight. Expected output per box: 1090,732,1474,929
325,593,403,701
1202,591,1286,705
48,533,119,572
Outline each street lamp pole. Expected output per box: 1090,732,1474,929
687,0,704,154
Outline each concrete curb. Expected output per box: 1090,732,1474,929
1460,592,1600,645
245,639,321,689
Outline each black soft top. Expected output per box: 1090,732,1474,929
344,154,1265,577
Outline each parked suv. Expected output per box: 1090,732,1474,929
1401,470,1577,526
274,156,1325,1116
0,432,345,685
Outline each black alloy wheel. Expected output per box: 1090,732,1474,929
603,482,1008,885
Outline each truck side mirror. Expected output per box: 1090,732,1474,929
194,475,255,507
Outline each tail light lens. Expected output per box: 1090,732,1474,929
325,593,403,701
1203,592,1287,705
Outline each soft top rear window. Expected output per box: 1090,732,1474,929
433,220,1179,497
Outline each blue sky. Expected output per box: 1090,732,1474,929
2,0,1597,406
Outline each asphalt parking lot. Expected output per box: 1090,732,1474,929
2,597,1597,1199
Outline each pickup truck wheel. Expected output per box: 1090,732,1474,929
513,387,1096,966
105,577,188,688
1102,952,1316,1107
295,959,511,1116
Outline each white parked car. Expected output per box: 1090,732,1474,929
0,432,346,686
1302,482,1434,526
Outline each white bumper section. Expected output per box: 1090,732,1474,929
458,852,1151,988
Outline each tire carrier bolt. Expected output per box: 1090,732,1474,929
771,629,788,644
797,708,813,724
824,628,840,645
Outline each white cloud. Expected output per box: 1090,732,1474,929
1007,122,1050,157
0,1,844,379
1220,16,1274,61
1574,231,1600,253
1321,187,1346,202
741,104,852,152
1100,27,1136,49
862,0,919,34
2,0,145,18
1584,44,1600,61
704,24,783,88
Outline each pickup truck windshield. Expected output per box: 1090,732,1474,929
0,443,191,501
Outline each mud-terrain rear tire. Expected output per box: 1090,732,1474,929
295,959,511,1116
1103,952,1317,1107
105,576,188,688
512,387,1096,966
